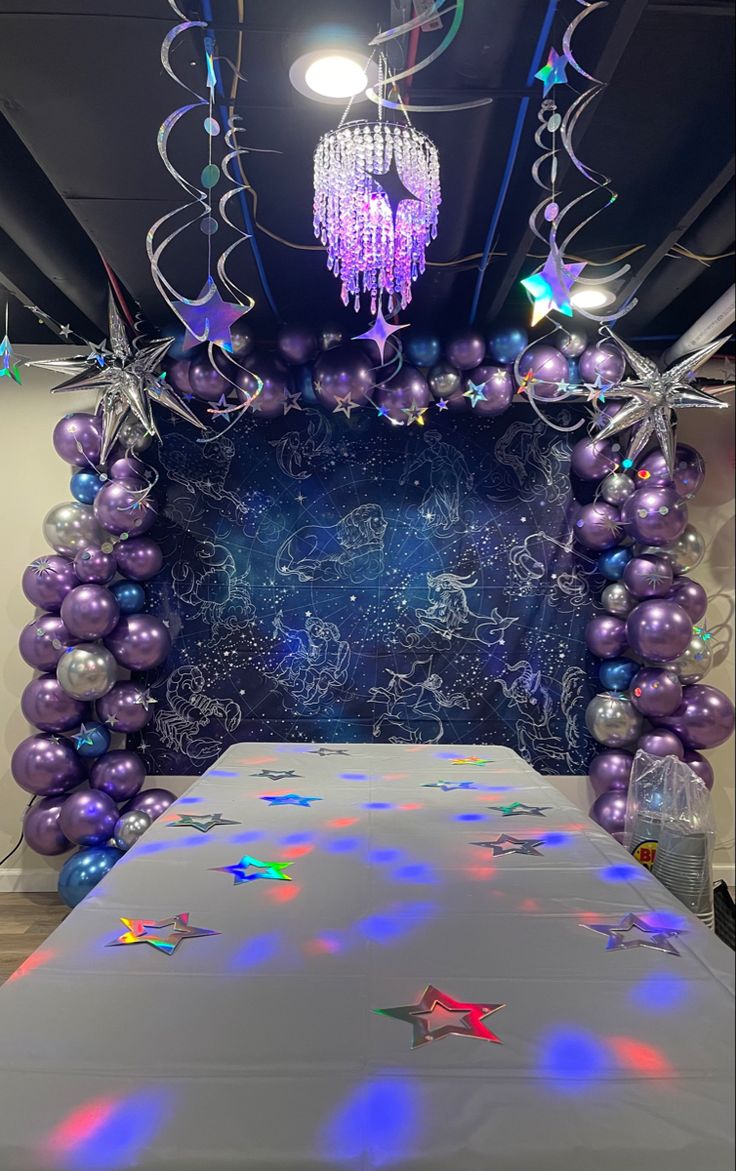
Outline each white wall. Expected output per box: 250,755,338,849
1,350,733,889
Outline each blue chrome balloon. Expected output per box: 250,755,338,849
567,357,580,386
597,547,633,581
404,331,442,368
72,720,112,758
599,658,638,692
111,580,147,614
487,326,528,365
58,845,123,908
70,471,105,505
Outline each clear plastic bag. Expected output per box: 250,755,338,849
624,749,715,927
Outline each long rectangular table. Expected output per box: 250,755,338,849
0,743,733,1171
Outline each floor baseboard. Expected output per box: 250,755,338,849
0,869,59,893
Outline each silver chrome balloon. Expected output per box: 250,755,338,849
672,631,713,684
585,692,643,747
56,643,118,701
638,524,706,575
601,581,635,617
113,810,152,852
600,471,636,506
558,327,588,359
427,360,462,401
117,416,154,453
43,502,104,556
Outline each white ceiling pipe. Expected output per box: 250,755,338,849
662,283,735,365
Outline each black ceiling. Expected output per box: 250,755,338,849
0,0,733,347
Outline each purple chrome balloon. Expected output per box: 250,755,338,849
570,436,618,481
60,584,120,640
276,324,318,366
626,599,692,663
105,613,172,670
90,750,146,802
579,341,625,385
19,614,76,671
312,344,374,409
96,681,154,732
188,355,230,402
630,668,683,718
573,502,622,550
73,546,116,585
665,576,707,623
12,734,84,796
52,413,103,466
115,537,163,582
658,684,735,750
636,444,705,499
622,555,674,600
165,357,192,395
59,789,119,848
109,456,147,482
637,730,685,759
517,344,570,399
622,486,688,545
375,365,430,424
123,787,176,822
445,330,486,371
589,751,633,796
21,674,88,732
233,351,292,417
93,479,157,537
23,795,72,856
585,613,627,659
682,750,714,791
590,789,628,836
22,555,79,611
464,365,514,416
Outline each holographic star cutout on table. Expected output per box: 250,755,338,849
423,781,478,792
374,984,505,1050
581,913,684,956
352,303,409,365
595,328,732,474
252,769,301,782
167,812,239,833
521,240,586,327
452,757,493,767
260,793,322,808
172,278,251,353
463,380,488,408
107,913,219,955
210,855,293,886
471,835,545,857
309,747,349,756
494,802,551,817
534,47,569,96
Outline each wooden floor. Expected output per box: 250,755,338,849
0,893,69,985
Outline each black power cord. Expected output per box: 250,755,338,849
0,796,34,868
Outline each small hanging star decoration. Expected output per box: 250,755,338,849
471,835,545,857
173,277,252,353
252,769,301,782
107,913,219,955
534,47,568,96
1,305,21,383
423,781,478,792
72,724,99,751
374,984,505,1049
210,855,294,886
260,793,322,807
595,328,732,474
463,379,488,408
494,802,551,817
352,301,409,365
167,812,239,833
333,392,359,418
581,912,684,956
521,238,586,327
282,389,304,415
402,402,428,426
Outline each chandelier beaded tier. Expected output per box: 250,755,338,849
313,120,441,313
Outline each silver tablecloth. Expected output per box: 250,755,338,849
0,743,733,1171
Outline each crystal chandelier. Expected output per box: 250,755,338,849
313,117,441,313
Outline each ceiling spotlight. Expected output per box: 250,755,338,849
290,50,375,103
570,286,617,310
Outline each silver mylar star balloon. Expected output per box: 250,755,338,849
595,328,732,474
27,292,207,461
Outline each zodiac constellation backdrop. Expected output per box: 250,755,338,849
131,405,596,776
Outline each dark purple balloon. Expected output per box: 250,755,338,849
60,585,120,640
96,681,154,732
590,789,628,836
665,576,707,623
165,357,192,395
21,675,88,732
658,684,735,750
22,555,79,611
586,613,627,659
276,324,318,366
52,413,103,466
589,751,633,796
682,750,714,790
573,502,622,550
591,401,627,432
579,341,625,385
445,330,486,371
375,365,430,424
105,613,172,670
123,788,176,822
73,546,116,585
90,750,145,802
636,444,705,499
622,555,673,600
464,365,514,416
630,668,683,717
517,345,570,398
12,735,84,797
638,730,684,759
234,351,292,417
312,344,374,409
570,436,618,481
23,796,72,856
94,479,158,537
626,599,692,663
622,486,688,545
115,537,163,582
59,789,119,847
19,614,76,671
188,355,230,402
109,456,147,482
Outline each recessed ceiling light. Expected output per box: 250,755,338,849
290,50,375,104
570,286,617,310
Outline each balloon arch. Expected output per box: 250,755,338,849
12,314,734,902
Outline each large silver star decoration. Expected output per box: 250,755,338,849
27,291,207,461
595,328,731,474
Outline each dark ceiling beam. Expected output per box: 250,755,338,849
0,229,102,342
647,3,733,14
480,0,649,323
